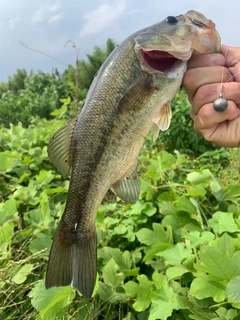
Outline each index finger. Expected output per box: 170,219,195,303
187,53,225,69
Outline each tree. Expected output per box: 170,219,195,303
62,38,116,100
0,69,28,97
0,69,74,127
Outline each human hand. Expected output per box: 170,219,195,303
183,45,240,147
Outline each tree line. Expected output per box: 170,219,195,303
0,38,116,127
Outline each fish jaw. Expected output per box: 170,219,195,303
134,10,220,76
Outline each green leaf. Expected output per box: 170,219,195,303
0,220,15,245
29,233,52,255
215,307,238,319
124,275,152,312
29,280,75,319
166,266,189,280
159,151,176,169
189,275,227,302
0,198,17,224
158,201,177,215
216,233,235,256
198,244,240,280
0,152,14,171
11,263,34,284
226,276,240,303
177,196,197,215
102,258,124,287
208,211,239,234
183,231,215,247
149,285,179,320
157,243,192,265
136,223,169,246
187,169,213,186
187,186,206,197
152,272,167,290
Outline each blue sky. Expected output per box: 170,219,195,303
0,0,239,82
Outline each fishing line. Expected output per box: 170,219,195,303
213,49,228,112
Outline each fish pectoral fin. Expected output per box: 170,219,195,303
111,168,140,203
46,222,97,299
48,115,78,178
117,75,156,113
151,102,172,141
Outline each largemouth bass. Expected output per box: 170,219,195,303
46,10,220,299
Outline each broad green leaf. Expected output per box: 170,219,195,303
208,211,239,234
136,223,169,246
0,198,17,224
98,247,132,270
199,246,235,280
226,276,240,302
29,280,74,319
216,307,238,319
215,233,235,256
102,258,124,287
187,186,206,197
98,282,114,301
159,151,176,170
124,275,152,312
166,266,189,280
149,285,179,320
11,263,34,284
142,202,156,217
158,201,177,215
35,170,55,184
177,196,196,215
187,169,213,186
223,184,240,198
189,275,227,302
0,220,15,245
183,231,215,247
114,225,127,234
143,243,172,262
157,243,192,265
152,272,167,290
29,233,52,254
0,152,14,171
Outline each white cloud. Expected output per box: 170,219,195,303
49,13,63,24
9,16,21,30
80,1,127,36
32,4,63,24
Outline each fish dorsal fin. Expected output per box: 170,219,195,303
111,168,140,203
151,102,172,141
48,116,78,178
117,75,156,113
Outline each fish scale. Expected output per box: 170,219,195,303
46,10,221,298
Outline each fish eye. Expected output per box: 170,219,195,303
191,19,206,28
166,16,178,24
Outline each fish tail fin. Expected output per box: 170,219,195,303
45,222,97,299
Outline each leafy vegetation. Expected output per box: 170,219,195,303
1,97,240,319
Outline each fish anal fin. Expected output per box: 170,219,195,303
46,222,97,299
111,168,140,203
151,102,172,141
48,116,78,178
117,75,157,113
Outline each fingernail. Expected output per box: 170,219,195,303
210,54,225,66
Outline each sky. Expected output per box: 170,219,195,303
0,0,240,82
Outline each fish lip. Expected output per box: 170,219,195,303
141,49,184,74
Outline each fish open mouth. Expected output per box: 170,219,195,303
142,50,180,72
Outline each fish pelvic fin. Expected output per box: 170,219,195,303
45,222,97,299
111,167,140,203
151,102,172,141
